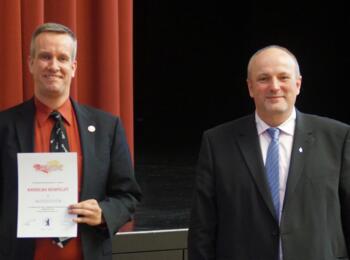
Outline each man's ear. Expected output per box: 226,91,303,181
296,75,302,95
71,60,77,78
247,79,254,98
28,56,34,74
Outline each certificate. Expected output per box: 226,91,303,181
17,153,78,238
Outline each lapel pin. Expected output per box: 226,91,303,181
299,147,303,153
88,125,96,132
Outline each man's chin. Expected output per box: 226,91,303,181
38,88,65,99
44,82,60,88
42,85,64,93
265,102,288,111
265,105,290,116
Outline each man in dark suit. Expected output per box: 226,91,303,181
188,45,350,260
0,23,141,260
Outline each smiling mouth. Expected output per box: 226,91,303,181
267,96,283,99
266,96,284,103
44,75,62,81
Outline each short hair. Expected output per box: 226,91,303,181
247,45,301,79
30,22,77,60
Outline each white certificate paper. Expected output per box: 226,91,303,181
17,153,78,238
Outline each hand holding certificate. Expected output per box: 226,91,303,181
17,153,78,238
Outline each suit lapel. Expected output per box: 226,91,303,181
283,112,314,212
72,100,96,200
236,115,277,219
15,99,35,152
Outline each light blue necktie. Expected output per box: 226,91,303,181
265,128,280,220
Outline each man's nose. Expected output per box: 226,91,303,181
270,77,281,90
48,58,59,71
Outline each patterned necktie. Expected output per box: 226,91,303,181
50,111,70,153
50,111,71,248
265,128,280,220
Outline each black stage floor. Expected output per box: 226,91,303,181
133,147,197,231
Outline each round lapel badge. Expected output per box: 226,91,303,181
88,125,96,132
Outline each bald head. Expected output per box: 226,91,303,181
247,45,301,80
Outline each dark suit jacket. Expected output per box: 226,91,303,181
0,98,142,260
188,111,350,260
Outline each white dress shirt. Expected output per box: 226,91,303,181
255,108,296,219
255,108,296,260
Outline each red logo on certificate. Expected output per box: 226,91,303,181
33,160,63,174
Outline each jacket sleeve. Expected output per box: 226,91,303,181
339,127,350,253
99,117,142,237
188,132,217,260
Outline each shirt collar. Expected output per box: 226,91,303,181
255,108,296,136
34,98,73,127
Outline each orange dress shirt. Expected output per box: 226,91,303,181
33,98,83,260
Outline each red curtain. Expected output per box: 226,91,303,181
0,0,134,231
0,0,134,155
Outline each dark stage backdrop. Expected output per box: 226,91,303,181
134,1,350,166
